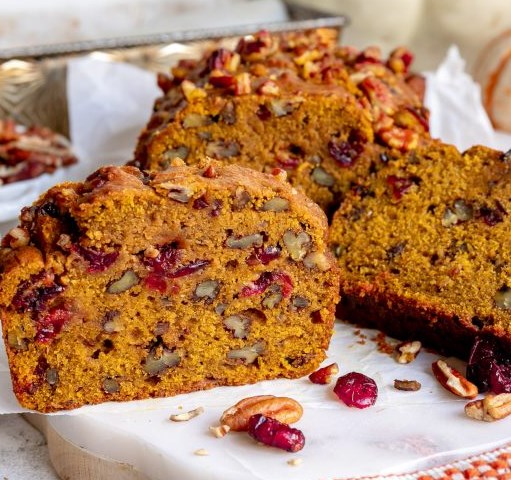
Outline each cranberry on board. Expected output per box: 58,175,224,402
334,371,378,408
248,414,305,452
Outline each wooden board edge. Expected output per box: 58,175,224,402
22,413,150,480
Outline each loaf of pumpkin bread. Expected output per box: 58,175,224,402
0,161,339,412
133,29,428,212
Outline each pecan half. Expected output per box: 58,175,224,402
220,395,303,432
432,359,478,399
465,393,511,422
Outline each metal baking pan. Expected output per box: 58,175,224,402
0,1,347,137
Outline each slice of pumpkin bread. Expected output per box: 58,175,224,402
330,141,511,359
0,161,339,412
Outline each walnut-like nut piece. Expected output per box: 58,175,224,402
183,113,212,129
181,80,207,102
308,362,339,384
232,188,251,210
194,280,220,302
465,399,486,421
209,424,231,438
261,197,289,212
223,314,251,339
226,341,265,364
379,127,419,151
206,140,240,158
234,72,252,95
169,406,204,422
102,377,120,394
269,98,303,117
394,379,421,391
395,341,421,364
3,227,30,249
466,393,511,422
220,395,303,431
107,270,139,294
303,252,331,271
160,185,193,203
6,331,28,351
486,393,511,419
163,146,189,162
258,80,280,95
311,167,335,187
193,448,209,456
432,359,478,399
283,230,311,261
226,233,263,250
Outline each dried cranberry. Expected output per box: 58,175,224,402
490,363,511,394
240,271,293,298
85,169,110,190
256,105,272,121
387,48,414,73
479,203,506,226
334,372,378,408
144,273,167,293
350,183,373,198
144,243,209,279
38,202,60,218
192,195,209,210
72,244,119,273
169,259,210,278
15,356,50,395
467,337,497,391
34,355,50,379
210,199,223,217
328,135,364,167
157,72,174,94
386,175,419,200
236,32,271,57
144,242,181,276
354,51,382,65
467,336,511,393
399,50,414,71
207,48,233,72
246,246,281,266
35,306,72,343
248,414,305,452
12,272,64,313
276,154,300,170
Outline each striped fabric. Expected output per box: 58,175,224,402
346,447,511,480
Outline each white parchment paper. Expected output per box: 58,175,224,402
1,46,511,479
425,46,496,150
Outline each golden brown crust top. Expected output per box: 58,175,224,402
134,29,428,169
